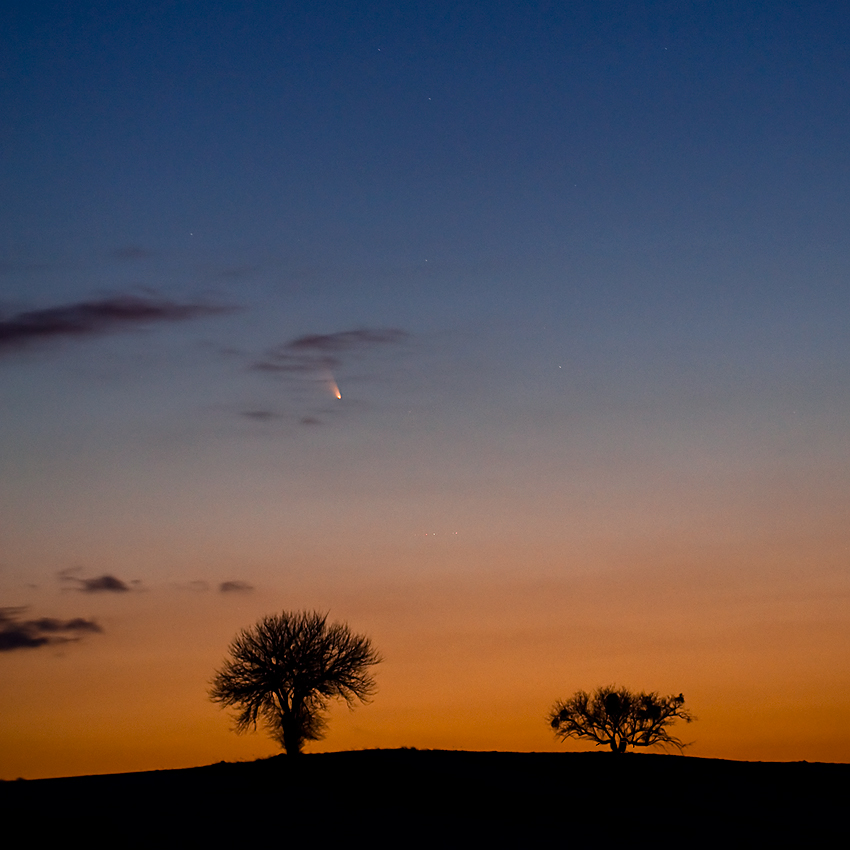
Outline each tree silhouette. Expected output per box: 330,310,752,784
210,610,382,755
548,685,694,753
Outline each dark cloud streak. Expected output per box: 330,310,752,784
59,571,134,593
287,329,408,351
0,295,233,355
0,607,102,652
252,328,408,374
76,575,132,593
246,327,409,427
219,581,254,593
241,409,280,421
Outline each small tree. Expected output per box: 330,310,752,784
210,610,382,755
548,685,693,753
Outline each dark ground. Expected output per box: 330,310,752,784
2,749,846,841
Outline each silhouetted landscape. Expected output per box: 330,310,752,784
3,749,845,840
4,3,850,796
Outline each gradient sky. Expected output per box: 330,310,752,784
2,0,850,779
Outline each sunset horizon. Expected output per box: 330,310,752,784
3,1,849,780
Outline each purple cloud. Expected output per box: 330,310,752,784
0,295,232,355
77,575,131,593
59,570,134,593
252,328,408,374
287,328,408,352
219,581,254,593
0,607,102,652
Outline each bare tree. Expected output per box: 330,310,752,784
210,610,382,755
548,685,694,753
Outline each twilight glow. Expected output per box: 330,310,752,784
2,1,849,779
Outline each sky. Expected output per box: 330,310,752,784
2,0,849,778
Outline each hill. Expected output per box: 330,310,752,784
2,749,845,840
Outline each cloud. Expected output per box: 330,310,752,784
287,328,408,352
244,327,410,426
241,409,281,421
77,575,132,593
252,328,408,374
0,295,232,355
0,607,102,652
219,581,254,593
59,570,134,593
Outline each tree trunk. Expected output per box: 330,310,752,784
281,716,304,755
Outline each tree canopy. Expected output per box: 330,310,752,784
548,685,694,753
210,610,382,755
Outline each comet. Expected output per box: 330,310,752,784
327,374,342,399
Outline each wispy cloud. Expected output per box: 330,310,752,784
252,328,408,375
0,295,233,355
59,570,136,593
219,580,254,593
0,607,102,652
245,327,410,426
241,409,281,421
